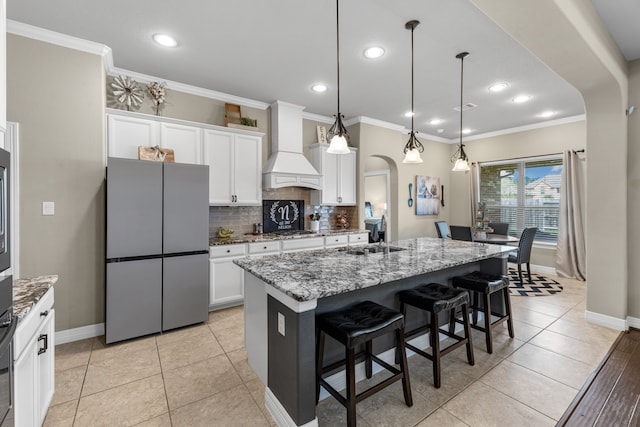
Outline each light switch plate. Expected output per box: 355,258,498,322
42,201,55,216
277,312,285,336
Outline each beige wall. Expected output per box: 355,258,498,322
354,123,451,240
8,35,106,331
472,0,629,322
448,121,586,268
628,59,640,318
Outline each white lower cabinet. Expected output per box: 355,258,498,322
348,232,369,246
14,287,55,427
209,233,367,310
209,244,246,309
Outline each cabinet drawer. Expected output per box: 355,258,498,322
324,235,349,247
248,241,281,255
348,233,368,245
209,244,247,258
281,237,325,252
14,287,54,360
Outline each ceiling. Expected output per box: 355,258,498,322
6,1,636,141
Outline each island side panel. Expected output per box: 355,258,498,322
267,295,317,425
244,272,268,384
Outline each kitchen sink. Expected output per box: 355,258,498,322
341,245,406,255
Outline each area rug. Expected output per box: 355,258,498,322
508,267,563,296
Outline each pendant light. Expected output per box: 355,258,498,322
402,20,423,164
452,51,470,172
326,0,350,154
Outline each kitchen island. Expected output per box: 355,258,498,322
234,237,515,427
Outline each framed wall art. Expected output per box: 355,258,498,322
416,175,441,215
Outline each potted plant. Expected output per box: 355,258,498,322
309,213,321,233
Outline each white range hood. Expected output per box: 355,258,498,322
263,101,322,190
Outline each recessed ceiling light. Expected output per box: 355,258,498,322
462,128,471,134
429,118,442,125
153,34,177,47
404,111,415,118
311,84,327,93
488,82,508,92
512,95,531,103
539,110,555,118
363,46,385,59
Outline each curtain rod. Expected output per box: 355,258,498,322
472,149,585,165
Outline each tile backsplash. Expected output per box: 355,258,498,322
209,188,358,237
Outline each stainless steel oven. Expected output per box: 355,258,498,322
0,148,9,274
0,276,15,427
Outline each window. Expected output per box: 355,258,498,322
478,156,563,243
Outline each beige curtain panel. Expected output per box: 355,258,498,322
556,150,586,280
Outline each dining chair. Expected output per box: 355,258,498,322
488,222,509,235
449,225,475,242
508,227,538,284
434,221,450,239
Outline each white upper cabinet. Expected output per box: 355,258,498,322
107,114,158,159
159,122,202,164
106,110,264,206
203,129,262,206
310,144,357,206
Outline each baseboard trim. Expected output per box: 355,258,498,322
265,387,318,427
56,323,105,345
627,316,640,329
508,262,557,276
585,310,627,331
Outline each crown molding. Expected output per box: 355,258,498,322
7,20,111,58
109,66,270,110
302,111,334,124
7,21,586,135
8,20,270,110
459,114,586,143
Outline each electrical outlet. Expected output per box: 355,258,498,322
42,201,55,216
278,312,285,336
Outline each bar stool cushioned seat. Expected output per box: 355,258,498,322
451,271,514,354
316,300,413,427
398,283,474,388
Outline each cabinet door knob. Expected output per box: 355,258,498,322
263,246,267,249
40,310,49,317
38,333,48,355
226,249,231,253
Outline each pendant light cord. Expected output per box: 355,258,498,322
459,54,464,148
336,0,340,115
411,23,414,133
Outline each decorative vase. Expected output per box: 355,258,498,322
310,220,320,233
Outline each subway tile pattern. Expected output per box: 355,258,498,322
209,188,357,238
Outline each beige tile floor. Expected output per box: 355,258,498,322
45,273,619,427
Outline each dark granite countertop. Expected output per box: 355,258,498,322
234,237,516,302
13,275,58,320
209,229,369,246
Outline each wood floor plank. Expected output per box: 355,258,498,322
559,329,640,427
595,339,640,425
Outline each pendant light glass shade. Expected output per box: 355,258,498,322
326,0,350,155
452,51,470,172
402,20,423,164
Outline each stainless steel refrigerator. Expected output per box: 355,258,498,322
106,157,209,344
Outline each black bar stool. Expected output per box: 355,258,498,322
398,283,474,389
316,300,413,427
451,271,514,354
